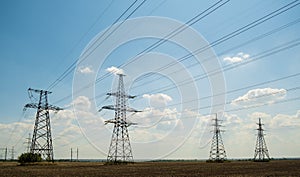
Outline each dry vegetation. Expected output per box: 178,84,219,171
0,160,299,176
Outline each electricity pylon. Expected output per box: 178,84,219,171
208,114,227,162
100,74,140,163
24,88,62,161
254,118,270,162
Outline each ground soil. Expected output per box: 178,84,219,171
0,160,299,177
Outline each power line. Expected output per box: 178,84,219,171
138,73,300,110
52,90,300,150
122,0,230,68
129,17,300,91
47,0,115,91
54,0,299,105
48,0,144,91
51,0,230,104
91,2,300,103
152,0,300,72
89,38,300,109
124,85,300,122
118,38,300,102
51,86,300,153
52,35,300,150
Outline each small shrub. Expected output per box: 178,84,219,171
18,153,42,163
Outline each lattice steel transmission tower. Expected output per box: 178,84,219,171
24,88,62,161
100,74,139,163
254,118,270,162
208,114,227,162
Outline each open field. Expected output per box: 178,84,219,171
0,160,299,176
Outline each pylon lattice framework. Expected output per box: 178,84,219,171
24,88,62,161
254,118,270,161
209,114,227,162
100,74,139,163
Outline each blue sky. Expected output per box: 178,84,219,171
0,0,300,160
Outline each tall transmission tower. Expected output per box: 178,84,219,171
254,118,270,162
100,74,140,163
208,114,227,162
24,88,62,161
25,133,31,153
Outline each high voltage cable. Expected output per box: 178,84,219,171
148,96,300,123
57,26,300,106
27,72,300,150
122,0,230,67
132,0,300,80
81,37,300,106
13,1,300,155
4,111,27,147
142,73,300,110
51,0,147,104
128,86,300,121
53,0,299,105
47,0,115,91
51,86,300,147
86,1,300,104
51,87,300,149
129,17,300,90
51,0,300,106
52,1,230,104
94,0,229,84
121,38,300,101
47,0,143,91
53,94,300,150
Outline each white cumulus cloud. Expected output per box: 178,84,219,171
78,66,94,74
71,96,92,111
223,52,250,63
106,66,124,75
143,93,172,108
232,88,286,107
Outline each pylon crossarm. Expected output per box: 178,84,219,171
24,103,39,109
101,105,141,113
24,103,62,111
126,107,141,113
47,105,63,111
104,119,117,125
101,105,115,111
28,88,52,94
107,92,137,99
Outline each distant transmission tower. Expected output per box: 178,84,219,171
24,88,62,161
100,74,139,163
25,133,31,153
254,118,270,162
208,114,227,162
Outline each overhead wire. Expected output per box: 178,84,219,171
122,0,230,67
115,37,300,102
129,86,300,122
47,1,300,106
54,85,300,149
129,17,300,91
12,1,300,157
91,1,300,103
138,72,300,110
47,0,143,91
47,0,116,91
51,0,230,105
157,0,300,72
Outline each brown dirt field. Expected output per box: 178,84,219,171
0,160,299,177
